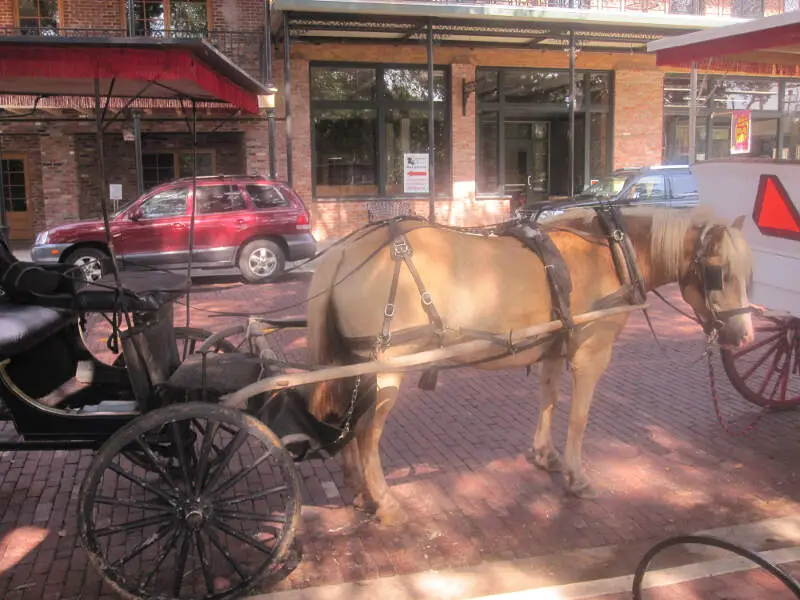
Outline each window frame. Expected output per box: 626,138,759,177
142,149,216,190
125,0,212,37
309,61,452,201
1,152,30,213
14,0,62,33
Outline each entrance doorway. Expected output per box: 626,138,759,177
2,155,32,241
504,121,549,209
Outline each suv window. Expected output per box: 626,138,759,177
195,185,247,215
247,184,289,209
621,175,666,202
669,173,697,198
139,188,188,219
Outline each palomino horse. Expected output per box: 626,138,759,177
306,206,754,524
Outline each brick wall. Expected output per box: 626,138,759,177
63,0,124,30
40,128,80,230
613,69,665,169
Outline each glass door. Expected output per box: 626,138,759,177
503,121,549,210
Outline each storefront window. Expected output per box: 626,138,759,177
385,108,448,195
310,64,450,199
662,74,789,163
476,68,611,196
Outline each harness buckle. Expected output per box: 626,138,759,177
391,238,412,259
384,303,396,318
421,292,434,306
612,229,625,243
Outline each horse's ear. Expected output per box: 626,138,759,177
731,215,746,230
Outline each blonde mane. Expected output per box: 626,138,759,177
542,205,753,282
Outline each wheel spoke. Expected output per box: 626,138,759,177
170,422,193,492
95,514,172,538
757,344,786,397
207,451,272,499
211,517,276,555
93,496,171,512
134,437,181,494
205,525,249,581
203,429,249,492
215,509,286,526
138,526,181,591
194,420,220,496
732,331,783,358
172,527,193,597
194,531,215,595
740,343,781,380
216,485,288,507
109,463,177,504
111,521,177,568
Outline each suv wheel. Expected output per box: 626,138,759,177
66,247,108,283
238,239,285,283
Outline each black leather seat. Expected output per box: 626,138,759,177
0,303,75,361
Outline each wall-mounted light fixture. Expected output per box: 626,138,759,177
258,82,279,111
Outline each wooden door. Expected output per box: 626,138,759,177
2,154,33,241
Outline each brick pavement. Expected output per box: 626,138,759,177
1,274,799,599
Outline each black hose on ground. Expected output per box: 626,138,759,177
632,534,800,599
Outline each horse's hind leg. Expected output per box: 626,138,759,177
356,372,406,525
532,355,565,472
563,340,614,498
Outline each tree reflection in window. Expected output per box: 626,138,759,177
314,109,377,190
385,108,449,195
17,0,59,34
140,188,188,219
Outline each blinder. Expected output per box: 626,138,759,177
702,264,724,292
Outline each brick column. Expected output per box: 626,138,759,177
40,128,80,228
449,64,477,225
613,69,664,169
290,57,312,204
244,121,270,177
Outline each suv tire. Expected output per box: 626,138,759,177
65,247,108,283
238,239,285,283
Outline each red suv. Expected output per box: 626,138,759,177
31,175,316,283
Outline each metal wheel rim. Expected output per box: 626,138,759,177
79,404,300,600
74,255,103,282
720,315,800,408
247,248,278,278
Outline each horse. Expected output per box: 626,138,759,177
305,206,755,524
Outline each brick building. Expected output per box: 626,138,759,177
1,0,799,243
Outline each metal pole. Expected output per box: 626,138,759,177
568,30,576,201
0,134,7,244
427,20,436,224
132,110,144,195
94,79,123,291
184,101,198,357
283,16,293,186
265,1,276,179
126,0,135,35
689,61,698,165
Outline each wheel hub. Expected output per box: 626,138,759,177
181,500,212,530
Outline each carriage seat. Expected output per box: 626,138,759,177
0,303,75,361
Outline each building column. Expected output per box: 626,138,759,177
244,121,270,177
450,63,477,225
613,69,664,169
40,129,80,228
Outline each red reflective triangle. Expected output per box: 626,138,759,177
753,175,800,241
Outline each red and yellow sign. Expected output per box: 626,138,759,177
730,109,752,155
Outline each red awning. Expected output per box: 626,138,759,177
0,36,270,114
647,11,800,76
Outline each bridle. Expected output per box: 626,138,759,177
679,224,755,336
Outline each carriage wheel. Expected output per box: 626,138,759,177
79,402,301,600
720,315,800,410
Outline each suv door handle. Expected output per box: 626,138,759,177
236,219,246,224
173,222,186,229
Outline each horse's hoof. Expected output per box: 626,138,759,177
376,503,408,526
531,448,562,473
566,480,597,499
352,493,377,514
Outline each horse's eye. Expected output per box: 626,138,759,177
703,265,724,291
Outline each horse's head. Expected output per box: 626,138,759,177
679,215,754,348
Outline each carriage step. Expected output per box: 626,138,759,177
79,401,138,414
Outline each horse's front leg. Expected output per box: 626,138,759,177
564,339,615,498
356,372,406,525
532,355,565,472
340,439,374,512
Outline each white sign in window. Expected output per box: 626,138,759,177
403,153,430,194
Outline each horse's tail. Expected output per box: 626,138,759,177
306,243,360,422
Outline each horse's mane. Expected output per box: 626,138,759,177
543,205,752,281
